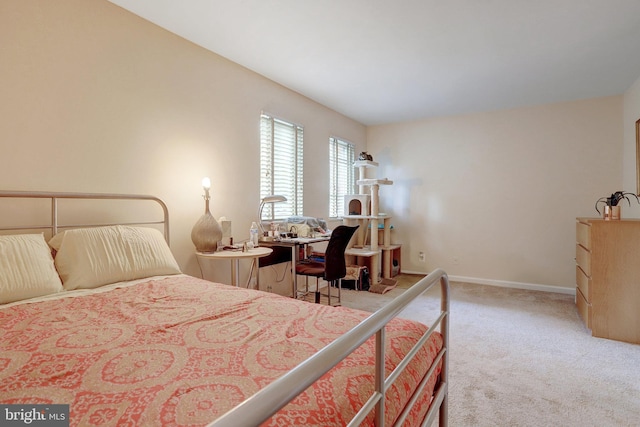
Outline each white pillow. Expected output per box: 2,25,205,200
0,233,64,304
50,226,181,290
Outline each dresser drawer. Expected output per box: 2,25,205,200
576,221,591,250
575,265,591,301
575,244,591,276
576,287,591,329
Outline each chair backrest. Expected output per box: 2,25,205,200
323,225,359,282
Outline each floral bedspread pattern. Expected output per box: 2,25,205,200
0,276,442,426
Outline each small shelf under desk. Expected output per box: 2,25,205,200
259,236,330,298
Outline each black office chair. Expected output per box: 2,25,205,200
295,225,359,306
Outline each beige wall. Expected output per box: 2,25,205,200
367,97,623,290
0,0,366,279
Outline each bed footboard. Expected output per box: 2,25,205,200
210,268,450,427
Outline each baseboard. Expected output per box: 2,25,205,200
401,270,575,295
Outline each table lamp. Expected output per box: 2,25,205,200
191,177,223,253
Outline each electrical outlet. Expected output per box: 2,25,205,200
418,251,425,262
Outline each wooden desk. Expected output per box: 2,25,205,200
196,247,272,288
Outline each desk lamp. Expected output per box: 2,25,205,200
258,195,287,237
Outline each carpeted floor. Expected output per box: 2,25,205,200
297,273,424,304
391,273,424,289
340,276,640,427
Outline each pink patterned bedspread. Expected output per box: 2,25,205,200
0,276,442,426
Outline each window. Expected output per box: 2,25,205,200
329,137,355,218
260,113,303,220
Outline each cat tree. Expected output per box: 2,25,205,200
343,158,401,284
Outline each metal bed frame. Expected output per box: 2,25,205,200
0,190,170,243
0,191,449,426
211,267,450,427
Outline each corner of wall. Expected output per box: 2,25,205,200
623,74,640,218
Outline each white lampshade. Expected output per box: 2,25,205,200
261,195,286,204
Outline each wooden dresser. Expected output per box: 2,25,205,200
575,218,640,344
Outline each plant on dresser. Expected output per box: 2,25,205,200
594,191,639,219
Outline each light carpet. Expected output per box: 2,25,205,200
340,279,640,427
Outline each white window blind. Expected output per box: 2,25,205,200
260,114,303,220
329,137,355,218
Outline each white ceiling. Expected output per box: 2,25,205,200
108,0,640,125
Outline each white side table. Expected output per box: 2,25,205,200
196,247,273,288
